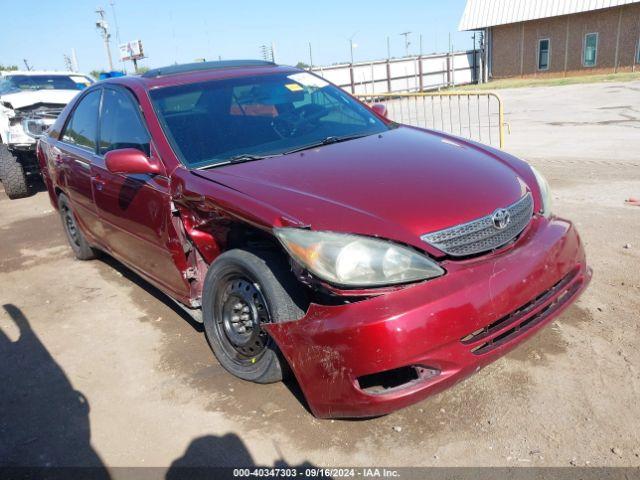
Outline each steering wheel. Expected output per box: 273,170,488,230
271,104,328,138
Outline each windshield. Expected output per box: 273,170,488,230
150,72,391,168
0,75,93,95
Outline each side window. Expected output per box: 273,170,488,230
62,90,101,151
584,33,598,67
99,88,150,156
538,39,550,70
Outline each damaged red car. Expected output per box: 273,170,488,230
38,60,591,418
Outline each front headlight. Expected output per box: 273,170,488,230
530,165,552,217
274,228,444,287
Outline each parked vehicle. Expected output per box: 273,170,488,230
0,70,93,198
38,60,591,418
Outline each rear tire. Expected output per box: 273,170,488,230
202,248,307,384
58,193,97,260
0,145,29,199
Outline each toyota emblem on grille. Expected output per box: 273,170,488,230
491,208,511,230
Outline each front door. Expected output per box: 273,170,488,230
91,86,189,298
56,89,103,240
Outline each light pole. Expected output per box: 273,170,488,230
348,32,358,64
96,8,114,71
400,31,411,57
109,1,125,72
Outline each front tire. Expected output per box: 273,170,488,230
202,249,306,384
58,193,96,260
0,145,29,199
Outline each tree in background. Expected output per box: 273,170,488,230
0,64,19,71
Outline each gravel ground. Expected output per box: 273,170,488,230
0,80,639,472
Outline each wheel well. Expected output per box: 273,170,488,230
225,222,282,253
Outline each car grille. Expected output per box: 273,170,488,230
421,192,534,257
22,107,64,137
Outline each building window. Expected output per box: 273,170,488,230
583,33,598,67
538,39,550,70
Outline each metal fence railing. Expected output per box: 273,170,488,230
355,92,506,149
311,51,481,95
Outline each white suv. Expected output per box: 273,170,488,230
0,71,93,198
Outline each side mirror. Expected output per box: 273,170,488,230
371,103,388,118
104,148,162,175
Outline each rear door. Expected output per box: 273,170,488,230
91,85,189,298
56,88,103,240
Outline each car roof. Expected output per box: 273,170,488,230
102,61,301,90
141,60,276,78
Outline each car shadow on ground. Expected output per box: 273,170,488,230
0,304,110,477
166,434,329,480
0,304,325,479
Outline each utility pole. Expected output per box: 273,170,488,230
400,31,411,57
109,1,122,46
308,42,313,69
71,48,79,71
96,8,114,71
63,54,73,71
387,36,391,59
260,44,275,62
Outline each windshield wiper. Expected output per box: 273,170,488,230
196,153,280,170
283,133,371,155
227,153,275,164
195,133,371,170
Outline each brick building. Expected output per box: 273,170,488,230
459,0,640,79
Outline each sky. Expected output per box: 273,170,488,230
1,0,472,74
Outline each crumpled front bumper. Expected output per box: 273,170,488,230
265,216,591,418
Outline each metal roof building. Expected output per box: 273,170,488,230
459,0,640,79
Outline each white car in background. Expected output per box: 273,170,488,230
0,71,93,199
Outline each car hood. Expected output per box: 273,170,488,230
193,127,529,250
0,89,79,110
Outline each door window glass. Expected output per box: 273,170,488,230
99,88,150,156
61,90,101,151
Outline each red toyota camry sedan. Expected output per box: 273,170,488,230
37,60,590,418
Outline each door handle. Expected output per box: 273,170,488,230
92,175,107,191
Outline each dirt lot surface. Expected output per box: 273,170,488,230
1,80,639,471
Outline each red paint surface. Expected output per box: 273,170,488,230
266,218,590,418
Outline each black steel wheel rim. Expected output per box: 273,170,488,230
63,206,81,247
214,274,272,365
